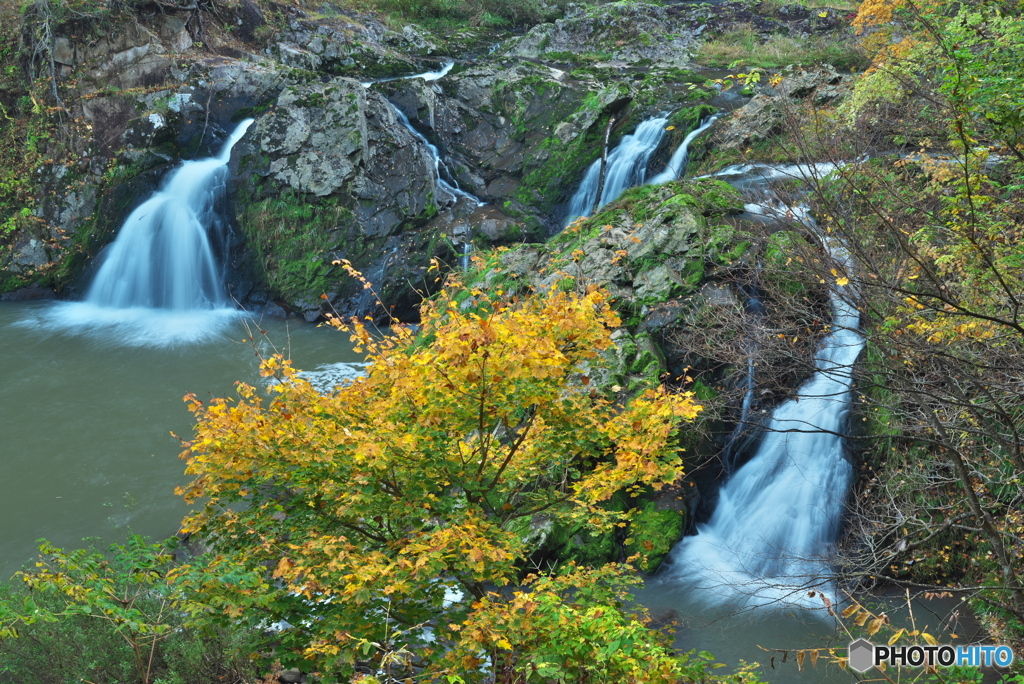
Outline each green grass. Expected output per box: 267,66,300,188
696,24,869,70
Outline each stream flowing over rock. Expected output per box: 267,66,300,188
0,0,854,320
0,0,901,674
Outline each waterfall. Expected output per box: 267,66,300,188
461,241,471,271
646,114,721,186
32,121,253,346
390,106,482,206
373,62,482,207
85,119,254,310
661,204,864,611
361,61,454,88
564,115,669,226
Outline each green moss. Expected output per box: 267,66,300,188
625,502,685,572
499,79,632,218
763,229,812,296
721,240,751,263
545,521,618,567
537,494,628,568
680,258,705,290
690,378,718,402
236,185,359,305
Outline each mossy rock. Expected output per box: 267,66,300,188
625,501,685,572
529,494,628,568
762,229,813,297
235,184,351,306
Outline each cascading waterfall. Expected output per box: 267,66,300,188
361,61,454,88
390,106,482,206
85,119,254,310
564,115,669,225
31,120,253,345
700,161,843,191
646,113,721,186
661,203,864,611
371,61,483,208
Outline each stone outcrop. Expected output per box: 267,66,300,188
505,2,700,68
713,65,852,149
385,61,637,230
229,76,469,321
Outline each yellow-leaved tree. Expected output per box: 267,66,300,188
171,286,706,681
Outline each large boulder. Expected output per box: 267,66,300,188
505,2,700,68
465,179,747,310
231,77,468,321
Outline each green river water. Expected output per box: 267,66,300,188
0,300,361,581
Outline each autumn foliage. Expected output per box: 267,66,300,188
172,286,701,679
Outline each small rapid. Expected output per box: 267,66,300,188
647,113,721,185
390,106,482,206
367,60,484,208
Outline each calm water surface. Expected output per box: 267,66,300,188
0,301,361,580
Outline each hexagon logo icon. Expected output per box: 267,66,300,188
848,638,875,673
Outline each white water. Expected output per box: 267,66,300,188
86,119,253,310
702,161,843,192
30,120,254,346
390,106,482,206
378,59,483,208
564,115,670,225
647,113,721,186
661,203,864,611
360,61,454,88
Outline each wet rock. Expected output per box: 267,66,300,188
0,284,57,302
714,94,784,149
232,77,462,320
428,61,635,224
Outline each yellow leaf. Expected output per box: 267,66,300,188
840,604,859,618
836,277,849,286
888,628,906,645
922,632,937,646
497,638,513,650
867,617,884,636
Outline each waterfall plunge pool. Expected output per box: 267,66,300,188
0,301,362,581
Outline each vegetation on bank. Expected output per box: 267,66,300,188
0,286,761,683
1,0,1024,678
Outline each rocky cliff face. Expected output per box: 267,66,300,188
0,0,849,326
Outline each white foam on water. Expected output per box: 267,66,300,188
19,301,238,347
